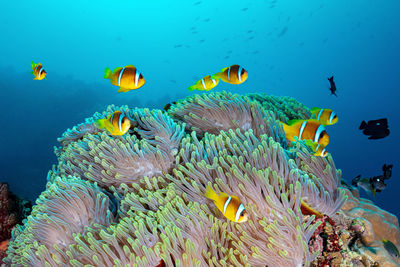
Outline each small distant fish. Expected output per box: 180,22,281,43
277,26,288,37
281,119,329,147
169,79,177,83
327,76,337,96
203,18,210,22
247,30,253,33
104,65,145,93
352,175,385,196
241,8,248,11
352,164,392,196
305,140,328,157
359,118,390,139
212,65,248,84
96,111,131,136
204,185,248,223
383,164,393,179
31,62,47,80
174,44,182,48
194,1,201,5
382,238,399,259
224,55,230,59
199,39,205,43
310,108,338,126
163,101,177,112
188,75,219,91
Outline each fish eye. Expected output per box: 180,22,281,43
241,69,245,75
319,131,326,139
334,115,337,119
139,74,144,79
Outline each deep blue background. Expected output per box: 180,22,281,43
0,0,399,218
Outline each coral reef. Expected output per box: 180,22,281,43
4,92,399,267
0,183,32,265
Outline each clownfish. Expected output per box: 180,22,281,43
212,64,248,84
281,119,329,147
188,75,219,91
310,108,338,126
205,185,248,223
104,65,145,93
305,140,328,157
96,111,131,135
31,61,47,80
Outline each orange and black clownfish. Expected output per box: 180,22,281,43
305,140,328,157
281,119,329,147
31,61,47,80
212,64,248,84
204,185,248,223
188,75,219,91
310,108,338,126
104,65,145,93
96,111,131,135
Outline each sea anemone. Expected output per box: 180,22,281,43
5,92,352,266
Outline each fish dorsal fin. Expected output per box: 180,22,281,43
310,107,320,113
125,65,136,69
220,66,229,72
287,119,303,126
113,67,123,73
308,119,322,124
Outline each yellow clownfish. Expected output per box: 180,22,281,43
205,185,248,223
96,111,131,135
188,75,219,91
212,64,248,84
305,140,328,157
310,108,338,126
104,65,145,93
281,119,329,147
31,61,47,80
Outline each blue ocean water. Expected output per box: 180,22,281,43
0,0,399,219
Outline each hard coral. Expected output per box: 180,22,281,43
3,92,397,267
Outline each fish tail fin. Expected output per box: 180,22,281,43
104,68,112,79
96,118,107,129
359,121,367,130
204,185,219,201
211,72,220,80
188,85,195,91
31,61,36,70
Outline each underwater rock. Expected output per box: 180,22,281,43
3,92,398,267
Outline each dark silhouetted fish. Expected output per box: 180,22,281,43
194,1,202,5
327,76,337,96
241,8,248,11
163,101,177,112
359,118,390,139
174,44,182,48
351,163,393,196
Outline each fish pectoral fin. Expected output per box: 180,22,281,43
118,87,130,93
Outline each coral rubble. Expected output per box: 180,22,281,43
4,92,399,267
